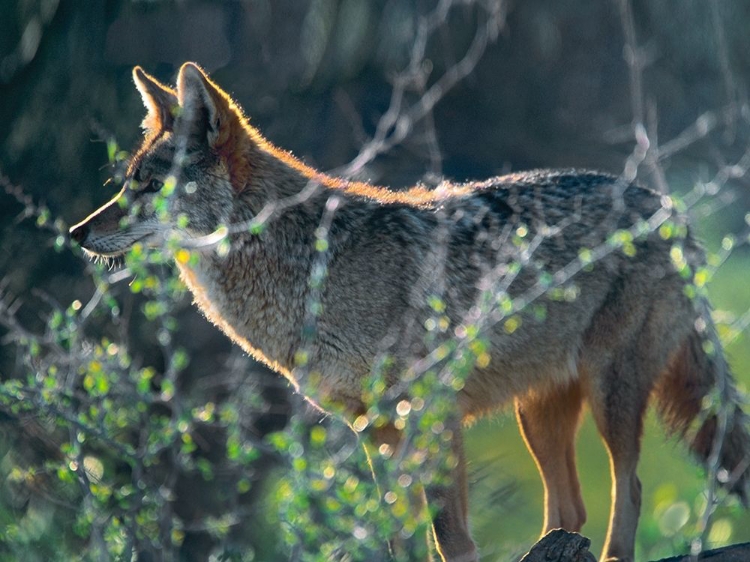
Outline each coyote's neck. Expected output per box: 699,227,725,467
178,169,320,384
176,254,299,383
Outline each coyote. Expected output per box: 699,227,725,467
70,63,749,562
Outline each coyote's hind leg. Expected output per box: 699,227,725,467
585,348,653,562
587,368,647,561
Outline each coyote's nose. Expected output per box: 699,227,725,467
69,223,89,244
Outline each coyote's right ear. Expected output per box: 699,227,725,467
176,62,238,148
133,66,178,132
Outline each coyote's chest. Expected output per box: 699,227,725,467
175,248,304,384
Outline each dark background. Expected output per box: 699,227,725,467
3,0,750,319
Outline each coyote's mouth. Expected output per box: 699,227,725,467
82,248,126,270
79,231,155,264
83,246,129,259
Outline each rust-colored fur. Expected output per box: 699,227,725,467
70,63,750,562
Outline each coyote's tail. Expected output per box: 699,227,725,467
654,304,750,504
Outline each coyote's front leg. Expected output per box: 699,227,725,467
425,417,477,562
371,416,476,562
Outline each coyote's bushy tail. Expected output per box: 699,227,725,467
654,306,750,504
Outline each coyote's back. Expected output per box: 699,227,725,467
70,63,750,562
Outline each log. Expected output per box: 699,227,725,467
519,529,596,562
519,530,750,562
654,542,750,561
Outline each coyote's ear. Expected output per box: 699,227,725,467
176,62,253,191
176,62,239,148
132,66,178,132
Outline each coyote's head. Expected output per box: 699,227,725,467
70,63,256,259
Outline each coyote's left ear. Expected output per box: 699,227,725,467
176,62,240,148
133,66,178,132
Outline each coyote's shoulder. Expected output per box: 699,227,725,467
70,63,749,562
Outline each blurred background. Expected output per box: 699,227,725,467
1,0,750,561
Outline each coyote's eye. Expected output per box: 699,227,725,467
142,178,164,193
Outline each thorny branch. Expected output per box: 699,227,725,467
340,0,506,178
